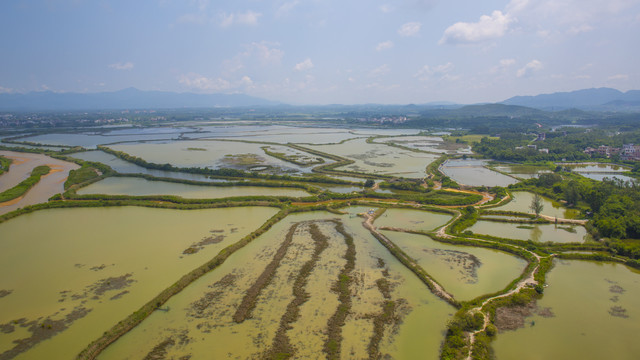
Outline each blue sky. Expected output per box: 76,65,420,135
1,0,639,104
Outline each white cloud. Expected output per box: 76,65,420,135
219,11,262,27
380,4,394,13
240,76,254,88
108,62,134,71
294,58,314,71
220,12,234,27
176,13,207,25
249,41,284,64
608,74,629,80
440,11,514,45
0,85,13,93
370,64,390,77
490,58,516,74
237,11,261,25
179,73,231,92
568,24,594,34
517,59,543,77
398,22,422,37
500,58,516,67
414,62,454,81
276,1,299,17
376,41,394,51
439,0,635,45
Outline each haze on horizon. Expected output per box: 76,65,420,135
0,0,639,105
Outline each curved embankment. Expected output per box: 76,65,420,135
463,250,543,360
0,165,51,203
431,211,547,360
362,212,459,307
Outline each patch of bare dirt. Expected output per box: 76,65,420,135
423,248,481,284
183,235,225,255
495,301,555,332
609,306,629,318
189,274,238,319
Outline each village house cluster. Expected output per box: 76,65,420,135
584,144,640,161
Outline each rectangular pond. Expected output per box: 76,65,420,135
440,159,518,187
76,177,311,199
468,221,589,243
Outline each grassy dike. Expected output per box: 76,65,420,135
0,165,50,203
0,155,12,175
364,209,460,308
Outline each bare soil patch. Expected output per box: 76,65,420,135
495,301,555,332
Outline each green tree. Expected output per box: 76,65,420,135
530,193,544,218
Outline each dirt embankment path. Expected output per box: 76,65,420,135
362,213,458,306
538,214,587,225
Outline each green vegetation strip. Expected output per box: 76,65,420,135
267,222,329,359
287,144,388,180
0,155,12,175
0,165,50,203
98,145,356,185
76,208,292,360
368,277,395,359
323,220,356,360
262,145,324,166
364,211,460,308
233,222,300,323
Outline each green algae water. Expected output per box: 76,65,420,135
381,231,527,301
493,260,640,360
469,221,588,243
0,206,277,359
374,208,452,232
77,176,310,198
494,191,580,219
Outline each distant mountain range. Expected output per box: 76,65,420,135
501,88,640,111
0,88,278,111
0,87,639,112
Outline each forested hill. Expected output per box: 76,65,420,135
502,88,640,111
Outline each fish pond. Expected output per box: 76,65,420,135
0,206,278,359
492,191,580,219
76,177,311,199
440,159,518,187
380,231,527,301
493,260,640,360
468,221,589,243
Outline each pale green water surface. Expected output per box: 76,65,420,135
493,260,640,360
